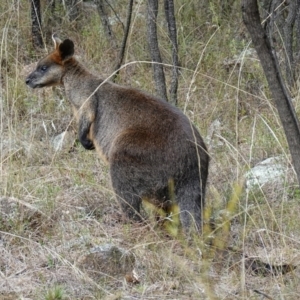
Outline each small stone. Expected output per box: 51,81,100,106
78,244,135,279
51,131,75,151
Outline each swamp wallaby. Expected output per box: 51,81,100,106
25,35,209,233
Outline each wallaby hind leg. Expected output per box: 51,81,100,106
176,183,203,233
110,165,142,222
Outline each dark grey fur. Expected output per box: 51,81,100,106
25,37,209,233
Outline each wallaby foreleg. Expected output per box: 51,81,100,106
78,113,95,150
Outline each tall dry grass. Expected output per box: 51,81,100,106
0,0,300,299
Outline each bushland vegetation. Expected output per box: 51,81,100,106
1,1,300,299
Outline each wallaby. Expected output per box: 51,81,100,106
25,35,209,234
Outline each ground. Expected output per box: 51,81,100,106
1,1,300,299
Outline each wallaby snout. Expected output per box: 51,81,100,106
25,68,39,88
25,70,42,88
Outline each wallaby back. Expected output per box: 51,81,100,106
26,36,209,235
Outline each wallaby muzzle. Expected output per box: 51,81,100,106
25,73,39,88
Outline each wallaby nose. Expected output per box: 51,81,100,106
25,78,31,85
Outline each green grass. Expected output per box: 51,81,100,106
44,285,66,300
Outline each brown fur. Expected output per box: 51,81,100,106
25,36,209,233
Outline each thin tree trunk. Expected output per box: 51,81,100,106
94,0,118,49
260,0,271,23
242,0,300,186
30,0,43,48
50,0,55,14
64,0,80,22
264,0,285,47
164,0,178,105
147,0,168,102
295,2,300,74
284,1,298,86
111,0,134,82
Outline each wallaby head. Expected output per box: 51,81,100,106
25,35,75,88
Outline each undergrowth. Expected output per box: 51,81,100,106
0,0,300,299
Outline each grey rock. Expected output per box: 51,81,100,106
51,131,75,151
245,156,286,191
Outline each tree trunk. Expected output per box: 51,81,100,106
164,0,178,105
111,0,134,82
147,0,168,102
64,0,80,22
242,0,300,186
94,0,118,49
294,1,300,78
50,0,55,14
263,0,285,48
30,0,43,48
284,1,298,87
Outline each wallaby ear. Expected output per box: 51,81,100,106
58,39,74,61
52,34,62,50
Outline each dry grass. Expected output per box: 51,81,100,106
1,0,300,299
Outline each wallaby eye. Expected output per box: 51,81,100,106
40,65,48,72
